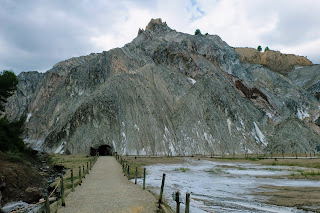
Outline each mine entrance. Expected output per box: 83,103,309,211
97,145,113,156
90,145,113,156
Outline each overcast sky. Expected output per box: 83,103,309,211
1,0,319,74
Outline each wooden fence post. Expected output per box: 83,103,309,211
143,168,146,190
79,166,82,185
71,169,74,192
175,191,180,213
185,193,190,213
158,173,166,206
87,162,89,174
60,175,65,206
135,167,138,184
45,195,50,213
127,165,130,178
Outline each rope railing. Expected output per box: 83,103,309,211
10,155,99,213
48,179,61,198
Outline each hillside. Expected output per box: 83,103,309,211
4,18,320,156
235,47,313,75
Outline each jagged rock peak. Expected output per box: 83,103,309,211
138,28,144,36
145,18,170,33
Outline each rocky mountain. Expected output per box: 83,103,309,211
4,18,320,156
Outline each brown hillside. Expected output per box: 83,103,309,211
235,47,312,75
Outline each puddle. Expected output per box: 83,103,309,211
134,159,319,213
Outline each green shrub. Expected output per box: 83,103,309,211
194,29,201,35
257,45,262,52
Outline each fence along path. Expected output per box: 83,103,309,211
58,156,157,213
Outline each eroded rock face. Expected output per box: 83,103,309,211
4,18,320,155
235,47,312,75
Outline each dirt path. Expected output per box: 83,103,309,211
58,156,158,213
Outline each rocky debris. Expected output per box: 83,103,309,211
0,152,53,207
22,187,43,204
4,18,320,156
235,47,312,75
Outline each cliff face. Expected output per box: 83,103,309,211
235,47,312,75
5,19,320,155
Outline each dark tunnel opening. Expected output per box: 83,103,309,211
90,145,113,156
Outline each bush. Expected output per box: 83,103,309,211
257,45,262,52
0,116,26,153
265,46,270,51
194,29,201,35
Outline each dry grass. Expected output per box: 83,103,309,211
253,185,320,212
48,154,97,190
260,158,320,169
120,156,187,179
48,154,94,170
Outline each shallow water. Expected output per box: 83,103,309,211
1,201,42,213
135,159,319,213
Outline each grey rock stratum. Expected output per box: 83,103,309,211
4,19,320,156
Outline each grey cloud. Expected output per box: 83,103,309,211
0,0,129,74
259,2,320,46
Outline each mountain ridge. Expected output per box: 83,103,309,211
4,18,320,156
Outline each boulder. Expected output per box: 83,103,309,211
22,187,43,204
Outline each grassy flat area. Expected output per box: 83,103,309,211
48,154,96,191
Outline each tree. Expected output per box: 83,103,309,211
0,70,28,154
0,70,18,114
257,45,262,52
264,46,270,52
194,29,201,35
0,116,26,153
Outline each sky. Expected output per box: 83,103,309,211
1,0,320,74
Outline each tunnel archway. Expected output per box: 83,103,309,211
98,145,113,156
90,145,113,156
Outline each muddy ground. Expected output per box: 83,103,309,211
254,185,320,212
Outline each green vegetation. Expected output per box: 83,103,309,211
0,70,33,159
264,46,270,51
0,115,27,153
238,167,247,170
173,167,190,172
194,29,201,35
205,168,229,174
257,45,262,52
300,170,320,176
0,70,18,113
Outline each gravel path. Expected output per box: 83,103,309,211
58,156,158,213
